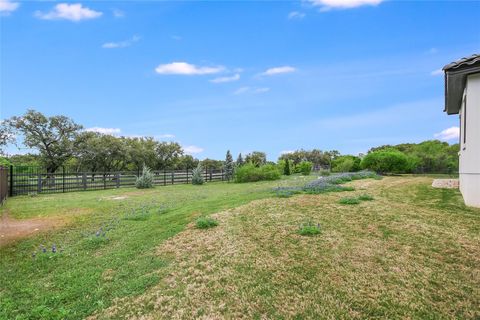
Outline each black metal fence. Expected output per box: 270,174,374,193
9,166,225,196
0,167,8,204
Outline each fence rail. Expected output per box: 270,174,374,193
9,166,225,196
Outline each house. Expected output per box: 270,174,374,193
443,54,480,207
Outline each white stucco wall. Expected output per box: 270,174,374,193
459,73,480,207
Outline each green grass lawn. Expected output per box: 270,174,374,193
1,175,479,319
0,175,316,320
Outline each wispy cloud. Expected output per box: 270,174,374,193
234,87,270,95
183,145,204,154
112,8,124,18
234,87,250,95
426,47,438,55
35,3,102,21
260,66,296,76
280,150,294,155
434,126,459,141
155,62,224,75
288,11,306,19
171,35,182,41
85,127,121,135
210,74,240,83
0,0,19,15
308,0,383,11
102,35,140,49
431,69,443,76
156,134,175,139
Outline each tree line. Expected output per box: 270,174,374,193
0,109,459,174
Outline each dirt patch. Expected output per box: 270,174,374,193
432,179,459,189
0,211,68,247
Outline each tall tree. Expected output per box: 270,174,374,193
236,153,244,166
6,110,82,172
0,121,15,155
155,142,183,169
224,150,234,181
245,151,266,167
74,132,126,172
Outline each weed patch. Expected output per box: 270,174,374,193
196,217,219,229
338,197,361,205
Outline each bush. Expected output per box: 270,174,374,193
332,156,361,172
338,197,360,205
297,161,313,175
135,165,154,189
361,150,411,174
234,163,281,183
191,163,204,185
196,217,218,229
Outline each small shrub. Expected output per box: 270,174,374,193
358,194,374,201
297,161,313,175
135,165,154,189
338,197,360,205
234,164,281,183
319,170,331,176
196,217,218,229
283,159,291,176
298,222,321,236
191,164,205,185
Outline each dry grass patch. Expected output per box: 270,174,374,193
94,176,480,319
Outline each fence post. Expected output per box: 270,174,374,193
210,169,212,181
171,171,174,185
164,169,166,186
9,165,13,197
62,166,66,193
103,173,106,189
82,173,87,190
205,166,208,181
116,172,120,188
221,169,224,181
37,173,42,193
186,168,189,184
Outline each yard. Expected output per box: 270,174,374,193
1,175,479,319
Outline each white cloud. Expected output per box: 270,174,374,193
431,69,443,76
308,0,383,11
288,11,306,19
35,3,102,21
254,87,270,94
426,48,438,55
85,127,121,135
210,74,240,83
183,145,204,154
156,134,175,139
280,150,294,155
260,66,296,76
233,87,270,95
112,8,124,18
0,0,19,14
155,62,224,75
234,87,250,95
102,35,140,49
434,126,459,141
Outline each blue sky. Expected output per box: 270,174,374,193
1,0,479,160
